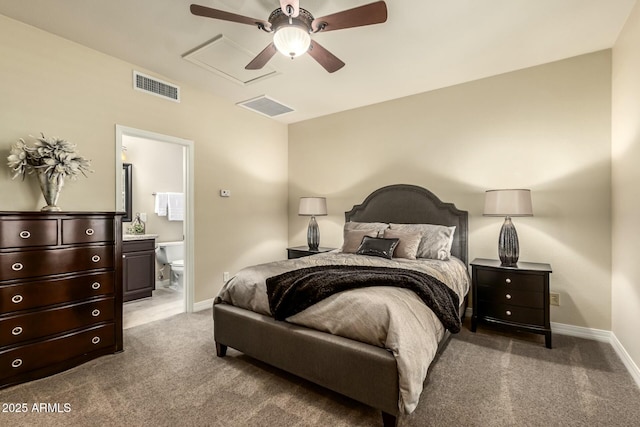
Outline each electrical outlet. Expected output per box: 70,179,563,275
223,271,230,282
550,292,560,306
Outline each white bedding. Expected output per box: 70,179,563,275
215,252,469,414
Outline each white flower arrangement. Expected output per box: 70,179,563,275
7,134,92,185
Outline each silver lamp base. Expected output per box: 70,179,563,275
498,216,519,267
307,216,319,251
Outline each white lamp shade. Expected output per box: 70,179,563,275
484,189,533,217
273,26,311,58
298,197,327,216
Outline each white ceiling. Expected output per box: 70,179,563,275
0,0,636,124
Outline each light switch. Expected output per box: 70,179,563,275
139,213,147,222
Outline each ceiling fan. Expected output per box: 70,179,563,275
190,1,388,73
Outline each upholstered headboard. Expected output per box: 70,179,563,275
345,184,469,266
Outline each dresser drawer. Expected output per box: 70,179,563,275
62,218,113,244
478,301,545,326
0,272,114,313
476,268,544,292
1,298,114,346
0,219,58,248
0,323,114,382
0,245,114,281
477,285,544,309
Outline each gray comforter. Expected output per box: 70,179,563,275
215,252,470,414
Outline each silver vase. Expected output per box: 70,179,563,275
36,170,64,212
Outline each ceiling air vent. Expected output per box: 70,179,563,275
237,96,293,118
133,71,180,103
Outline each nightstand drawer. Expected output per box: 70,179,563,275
477,285,544,309
476,268,544,292
478,301,545,326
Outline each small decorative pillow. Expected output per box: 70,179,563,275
383,229,423,260
390,223,456,260
355,236,400,260
340,229,379,253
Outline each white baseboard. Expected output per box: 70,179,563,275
610,333,640,389
193,298,214,312
551,321,640,389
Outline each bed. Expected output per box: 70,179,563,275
213,184,469,426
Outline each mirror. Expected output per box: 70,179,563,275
122,163,132,222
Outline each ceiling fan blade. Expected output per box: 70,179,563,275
279,0,300,18
312,1,387,33
307,40,345,73
245,43,278,70
190,4,271,30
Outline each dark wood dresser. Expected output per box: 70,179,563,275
0,212,123,388
470,258,553,348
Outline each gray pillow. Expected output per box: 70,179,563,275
389,223,456,260
383,229,423,260
355,236,400,260
340,229,379,253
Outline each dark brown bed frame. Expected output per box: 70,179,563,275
213,184,468,426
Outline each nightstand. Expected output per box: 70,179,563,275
287,246,335,259
471,258,553,348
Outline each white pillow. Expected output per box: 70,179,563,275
344,221,389,236
389,223,456,260
340,229,379,253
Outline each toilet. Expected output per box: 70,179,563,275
155,241,184,290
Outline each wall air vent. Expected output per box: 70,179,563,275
133,71,180,103
237,96,294,118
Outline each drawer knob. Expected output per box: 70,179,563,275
85,228,95,236
11,295,24,304
11,326,23,336
91,309,101,317
11,358,23,368
91,255,101,263
506,310,512,316
91,282,101,290
505,278,512,284
91,336,101,345
19,230,31,239
505,294,512,300
11,262,24,271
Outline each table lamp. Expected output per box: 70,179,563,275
298,197,327,250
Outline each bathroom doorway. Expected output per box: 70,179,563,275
115,125,195,329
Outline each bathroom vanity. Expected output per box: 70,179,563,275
122,235,157,302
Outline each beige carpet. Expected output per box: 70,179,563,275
2,310,639,426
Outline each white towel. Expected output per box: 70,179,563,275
167,192,184,221
154,192,168,216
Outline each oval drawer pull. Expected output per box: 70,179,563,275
91,336,101,345
11,262,24,271
11,295,24,304
85,228,95,236
19,230,31,239
12,326,23,336
91,255,101,263
505,278,512,284
506,310,512,316
91,309,101,317
505,294,512,300
91,282,101,290
11,358,23,368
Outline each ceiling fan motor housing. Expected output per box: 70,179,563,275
269,8,315,58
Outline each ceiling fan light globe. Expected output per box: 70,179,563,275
273,26,311,58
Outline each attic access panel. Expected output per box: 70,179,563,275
183,35,278,85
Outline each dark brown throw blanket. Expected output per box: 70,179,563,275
266,265,461,333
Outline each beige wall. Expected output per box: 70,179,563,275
289,51,612,330
0,15,289,303
612,2,640,372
